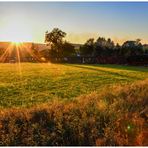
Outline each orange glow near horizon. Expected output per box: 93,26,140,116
0,13,147,45
0,16,147,45
11,41,22,46
0,3,148,45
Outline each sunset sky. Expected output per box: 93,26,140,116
0,2,148,44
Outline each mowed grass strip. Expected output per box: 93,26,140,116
0,63,148,108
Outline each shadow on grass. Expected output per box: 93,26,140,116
92,64,148,73
64,64,147,81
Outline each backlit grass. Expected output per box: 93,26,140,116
0,79,147,146
0,63,148,108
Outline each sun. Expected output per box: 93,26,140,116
7,21,32,42
0,17,33,43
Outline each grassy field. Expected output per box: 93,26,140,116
0,63,148,146
0,79,148,146
0,63,148,108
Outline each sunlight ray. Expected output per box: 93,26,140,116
0,43,13,62
21,43,42,62
15,43,22,77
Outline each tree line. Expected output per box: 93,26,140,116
42,28,148,64
1,27,148,64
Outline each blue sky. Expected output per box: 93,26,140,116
0,2,148,44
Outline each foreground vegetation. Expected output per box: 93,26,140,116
0,63,148,108
0,79,147,146
0,63,147,145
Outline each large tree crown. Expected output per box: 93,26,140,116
45,28,66,45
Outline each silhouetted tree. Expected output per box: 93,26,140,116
143,44,148,54
121,39,143,57
106,38,114,49
43,28,147,64
94,37,115,56
94,37,105,56
45,28,66,57
61,41,76,57
80,38,94,56
111,43,121,57
106,38,115,55
45,28,66,45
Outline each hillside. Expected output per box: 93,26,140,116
0,41,50,51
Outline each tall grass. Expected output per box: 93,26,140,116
0,79,147,146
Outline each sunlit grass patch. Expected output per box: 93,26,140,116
0,63,148,108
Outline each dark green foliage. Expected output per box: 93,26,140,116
45,28,76,58
80,38,95,56
61,41,76,57
120,39,143,57
94,37,115,56
45,28,66,57
45,28,66,45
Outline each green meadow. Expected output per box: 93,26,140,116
0,63,148,108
